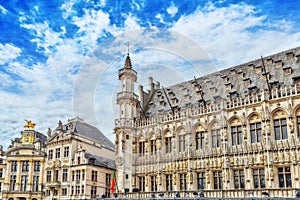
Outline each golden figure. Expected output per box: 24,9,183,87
24,120,36,129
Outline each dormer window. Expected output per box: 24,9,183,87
283,66,292,75
274,60,283,69
255,66,262,74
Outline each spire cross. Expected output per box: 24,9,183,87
127,42,130,55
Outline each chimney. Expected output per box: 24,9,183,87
138,85,144,108
148,77,154,92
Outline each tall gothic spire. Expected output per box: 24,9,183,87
124,42,132,69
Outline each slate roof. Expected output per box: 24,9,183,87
85,152,116,169
55,117,115,151
144,46,300,115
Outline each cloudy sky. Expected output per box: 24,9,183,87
1,0,300,149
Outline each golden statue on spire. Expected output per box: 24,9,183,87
24,120,36,129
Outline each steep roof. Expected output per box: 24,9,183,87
144,46,300,115
85,152,116,169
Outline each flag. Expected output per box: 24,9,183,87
110,172,115,194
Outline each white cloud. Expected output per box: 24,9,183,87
0,43,22,65
171,2,300,68
167,4,178,16
0,5,7,15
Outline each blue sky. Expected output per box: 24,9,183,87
0,0,300,149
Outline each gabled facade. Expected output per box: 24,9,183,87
44,117,115,200
115,47,300,198
2,121,47,200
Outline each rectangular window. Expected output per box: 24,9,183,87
274,119,287,140
91,186,97,198
72,171,75,181
139,141,145,156
20,175,28,191
82,170,85,180
76,185,80,194
46,171,52,182
55,148,61,159
253,168,265,188
10,175,16,191
231,125,242,145
22,160,29,172
64,146,69,157
54,170,59,181
179,135,186,152
250,122,262,143
196,132,204,150
0,182,1,192
197,172,206,189
278,167,292,188
212,129,221,148
179,174,187,190
150,140,156,155
62,169,68,182
76,170,81,181
166,174,173,191
11,161,18,172
165,137,172,153
0,168,3,178
213,171,223,190
48,149,53,160
62,188,68,196
71,186,74,195
46,190,50,196
297,116,300,137
138,176,145,192
234,169,245,189
105,173,111,197
81,185,85,194
53,189,58,196
34,161,40,171
91,170,98,182
33,176,39,192
151,175,157,192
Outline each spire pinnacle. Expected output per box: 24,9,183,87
124,42,132,69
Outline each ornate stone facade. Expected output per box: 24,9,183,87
114,47,300,198
44,117,116,200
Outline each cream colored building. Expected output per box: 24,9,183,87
0,145,6,200
44,117,115,200
1,121,47,200
114,47,300,198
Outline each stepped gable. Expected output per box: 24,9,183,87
145,46,300,115
85,152,116,169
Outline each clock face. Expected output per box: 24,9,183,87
116,156,124,166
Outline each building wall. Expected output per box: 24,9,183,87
0,146,6,199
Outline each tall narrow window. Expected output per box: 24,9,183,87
231,125,242,145
138,141,145,156
197,172,206,189
297,116,300,137
82,170,85,180
10,175,16,191
34,161,40,172
11,161,17,172
46,171,51,182
76,170,80,181
91,170,98,182
250,122,262,143
212,129,221,148
278,167,292,188
138,176,145,192
55,148,61,159
48,149,53,160
0,169,3,178
151,175,157,191
20,175,28,191
213,171,222,190
150,139,156,155
166,174,173,191
165,137,172,153
54,170,59,182
179,135,186,152
33,176,39,192
62,169,68,182
234,169,245,189
22,161,29,172
91,186,97,198
253,168,265,188
64,146,69,157
196,131,205,150
179,174,187,190
105,173,111,197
